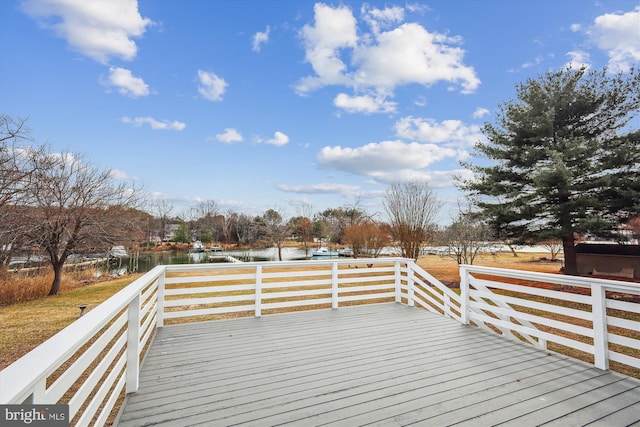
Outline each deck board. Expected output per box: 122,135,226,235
117,303,640,426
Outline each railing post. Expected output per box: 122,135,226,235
394,261,401,303
443,293,451,318
126,293,141,394
331,262,339,309
156,268,165,328
407,261,415,307
592,283,609,370
459,266,470,325
255,265,262,318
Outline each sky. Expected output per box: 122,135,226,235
1,0,639,224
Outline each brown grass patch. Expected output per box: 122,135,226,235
0,274,141,370
0,267,110,305
415,252,563,284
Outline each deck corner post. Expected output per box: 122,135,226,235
156,268,165,328
591,282,609,370
394,260,402,303
126,293,141,394
331,262,339,309
255,265,263,317
407,261,415,307
459,266,470,325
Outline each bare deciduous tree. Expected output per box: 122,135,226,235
441,200,492,265
383,181,441,259
0,115,37,266
21,149,144,295
539,239,563,261
151,199,173,242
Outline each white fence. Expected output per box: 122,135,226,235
459,264,640,371
0,258,638,426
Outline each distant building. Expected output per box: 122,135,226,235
576,243,640,279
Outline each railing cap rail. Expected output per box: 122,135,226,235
164,257,411,272
0,266,165,404
459,264,640,294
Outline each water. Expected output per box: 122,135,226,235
102,247,312,275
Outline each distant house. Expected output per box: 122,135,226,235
576,243,640,279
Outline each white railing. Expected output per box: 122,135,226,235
0,266,163,426
1,258,638,426
459,265,640,371
0,257,453,426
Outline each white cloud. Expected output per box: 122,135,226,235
368,168,468,187
296,3,358,94
296,4,480,109
253,26,270,52
22,0,152,64
333,93,396,114
521,55,543,69
587,6,640,72
277,183,360,195
197,70,228,101
472,108,490,119
317,140,456,179
565,50,591,70
361,4,404,35
265,131,289,147
122,116,186,131
110,168,140,181
355,23,480,94
394,116,484,148
216,128,243,144
104,67,149,97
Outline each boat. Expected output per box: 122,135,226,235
108,246,129,258
192,241,205,252
311,246,339,257
338,247,354,257
210,245,223,252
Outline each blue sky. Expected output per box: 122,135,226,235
1,1,639,223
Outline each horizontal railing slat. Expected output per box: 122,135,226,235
607,316,640,331
609,351,640,369
469,289,592,321
263,297,334,310
608,333,640,350
262,278,331,288
165,273,254,284
470,277,593,304
469,311,593,354
164,304,255,319
461,264,640,292
339,292,395,302
339,283,394,293
165,294,255,307
165,283,255,295
607,298,640,313
469,300,594,338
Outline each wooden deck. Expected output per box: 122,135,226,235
117,303,640,426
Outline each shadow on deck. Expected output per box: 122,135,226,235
117,304,640,426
